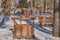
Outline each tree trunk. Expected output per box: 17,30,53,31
53,0,59,37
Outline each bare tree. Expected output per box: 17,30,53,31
53,0,60,37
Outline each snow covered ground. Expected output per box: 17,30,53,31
0,15,60,40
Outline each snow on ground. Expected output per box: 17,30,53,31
0,15,60,40
0,15,4,22
0,15,5,26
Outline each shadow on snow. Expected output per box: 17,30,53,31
28,20,52,34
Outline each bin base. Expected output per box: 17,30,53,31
27,35,35,39
13,37,39,40
13,35,35,39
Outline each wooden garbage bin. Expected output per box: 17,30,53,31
39,17,43,27
21,24,34,39
42,16,46,26
14,24,22,38
12,17,22,38
12,17,34,39
39,16,46,27
28,25,34,38
22,24,28,38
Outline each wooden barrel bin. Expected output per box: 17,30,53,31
14,24,22,38
22,24,28,38
39,16,46,27
12,17,34,39
21,24,34,39
28,25,34,39
39,17,43,27
12,17,22,38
